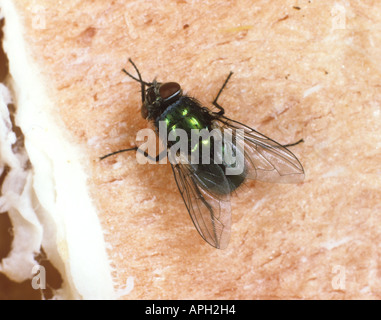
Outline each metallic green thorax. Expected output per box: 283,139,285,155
155,97,211,137
155,96,212,148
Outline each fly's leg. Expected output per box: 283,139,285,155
100,147,138,160
100,147,167,162
210,71,304,150
212,71,234,116
144,149,168,162
282,138,304,148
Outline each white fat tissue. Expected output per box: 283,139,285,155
0,1,115,299
0,84,43,282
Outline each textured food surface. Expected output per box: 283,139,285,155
3,0,381,299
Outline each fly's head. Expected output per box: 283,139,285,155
122,59,183,121
142,80,183,121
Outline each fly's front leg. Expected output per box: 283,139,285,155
100,146,167,162
100,147,138,160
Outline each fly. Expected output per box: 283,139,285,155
101,59,305,249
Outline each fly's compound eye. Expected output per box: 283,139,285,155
159,82,182,101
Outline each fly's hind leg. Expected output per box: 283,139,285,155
282,138,304,148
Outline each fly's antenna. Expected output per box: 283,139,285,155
122,59,151,103
122,59,150,85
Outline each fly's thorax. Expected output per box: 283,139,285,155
154,96,212,143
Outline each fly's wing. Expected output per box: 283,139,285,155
171,162,231,249
214,115,305,184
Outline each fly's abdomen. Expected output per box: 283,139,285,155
190,162,246,195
